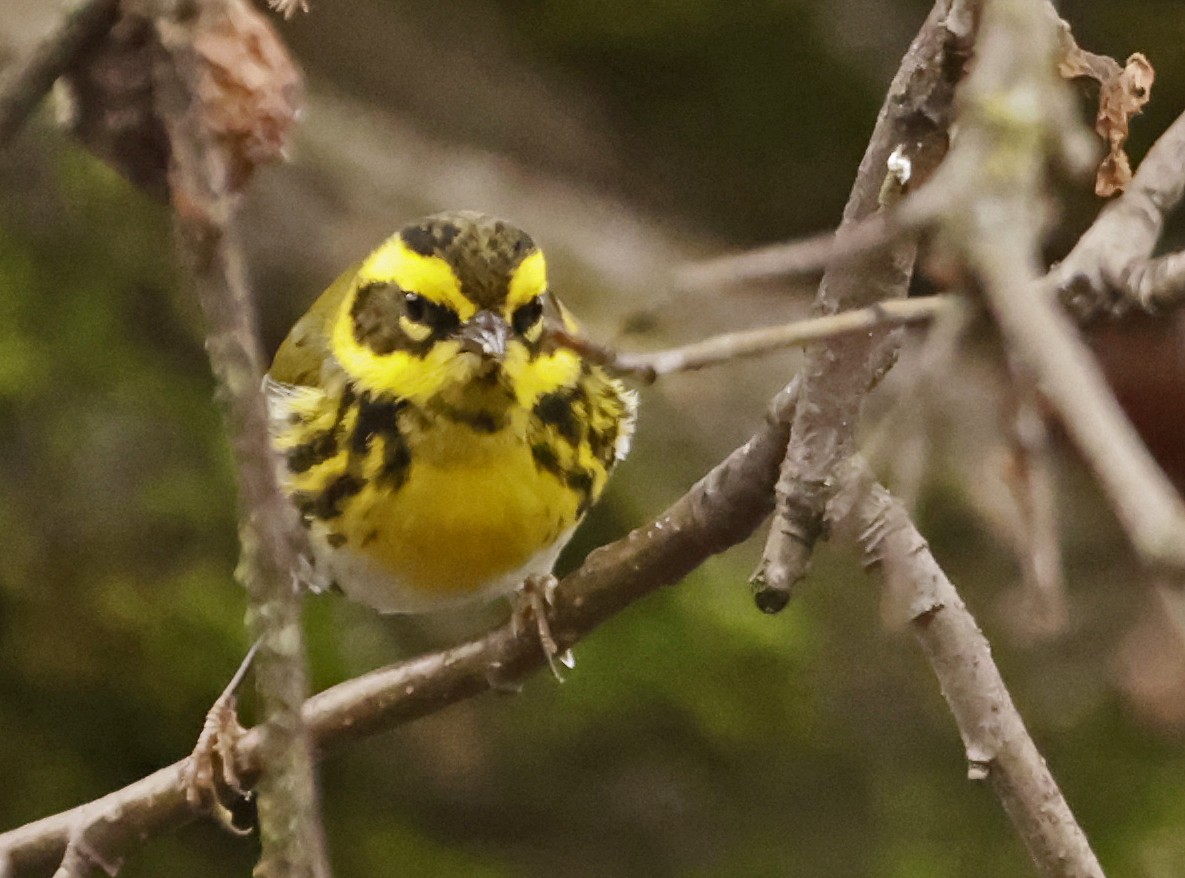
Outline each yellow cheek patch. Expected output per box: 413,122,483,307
332,287,469,402
506,249,547,310
359,238,475,319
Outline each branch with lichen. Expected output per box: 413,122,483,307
152,2,328,878
1052,106,1185,318
934,0,1185,571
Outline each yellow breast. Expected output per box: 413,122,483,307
339,418,579,598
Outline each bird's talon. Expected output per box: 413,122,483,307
182,693,252,835
513,574,567,681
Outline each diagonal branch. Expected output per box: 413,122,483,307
0,382,799,878
0,0,119,145
1052,106,1185,318
939,0,1185,571
1116,248,1185,312
828,459,1103,878
750,0,973,612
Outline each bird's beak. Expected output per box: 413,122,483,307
458,310,509,361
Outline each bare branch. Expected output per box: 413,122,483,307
1003,361,1068,636
829,461,1103,878
942,0,1185,570
861,297,974,509
554,295,959,384
1052,107,1185,318
674,213,898,292
751,0,972,612
0,0,118,145
992,265,1185,566
1115,248,1185,313
0,382,799,877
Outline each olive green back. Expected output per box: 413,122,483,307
269,261,361,387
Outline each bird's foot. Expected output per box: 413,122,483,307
511,574,575,681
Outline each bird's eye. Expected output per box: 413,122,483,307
512,297,544,335
404,293,427,323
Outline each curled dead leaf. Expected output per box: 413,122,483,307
62,0,303,200
1057,34,1154,197
1093,54,1154,196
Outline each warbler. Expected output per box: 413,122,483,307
265,211,636,618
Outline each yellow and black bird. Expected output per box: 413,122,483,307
265,211,636,618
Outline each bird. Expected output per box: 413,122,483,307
264,211,637,640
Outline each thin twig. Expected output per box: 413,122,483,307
554,295,959,384
0,381,800,877
860,292,974,509
1002,359,1068,636
830,460,1103,878
991,268,1185,568
674,213,899,292
0,0,119,145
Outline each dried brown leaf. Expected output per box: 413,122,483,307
61,0,303,200
189,0,304,193
1058,37,1154,197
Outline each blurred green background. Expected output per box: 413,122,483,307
2,1,1185,875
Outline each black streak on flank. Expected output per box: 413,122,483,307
295,474,364,521
567,470,595,516
586,423,617,468
533,390,581,446
286,431,338,474
380,437,412,489
352,393,405,454
531,442,595,515
285,384,357,476
530,442,562,478
352,392,413,489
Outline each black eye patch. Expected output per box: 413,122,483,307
511,297,544,335
404,293,460,335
